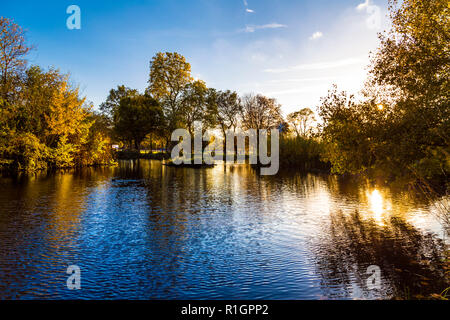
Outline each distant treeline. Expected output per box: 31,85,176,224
0,0,448,189
103,1,448,187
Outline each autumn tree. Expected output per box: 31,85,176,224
77,112,115,166
100,85,138,121
180,80,208,136
0,18,114,171
287,108,316,138
241,94,283,158
367,0,449,181
147,52,193,148
0,65,111,170
319,86,378,175
203,88,219,131
0,17,32,103
114,94,164,150
319,0,449,184
241,94,283,132
215,90,241,148
0,17,32,157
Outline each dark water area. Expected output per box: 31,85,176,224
0,160,448,300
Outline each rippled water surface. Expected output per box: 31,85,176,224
0,160,448,299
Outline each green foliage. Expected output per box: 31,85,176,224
78,119,116,166
147,52,192,134
100,85,138,121
114,94,164,150
318,0,449,185
319,87,376,175
143,52,222,150
279,136,329,171
180,80,209,134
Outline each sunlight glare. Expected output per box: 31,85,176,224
369,189,384,220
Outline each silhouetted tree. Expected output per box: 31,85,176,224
114,94,164,150
287,108,316,138
100,85,138,121
215,90,241,148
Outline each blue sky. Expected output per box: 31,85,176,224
1,0,388,115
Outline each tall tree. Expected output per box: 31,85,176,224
180,80,208,136
99,85,138,121
147,52,193,147
287,108,316,138
241,94,283,158
319,0,449,183
0,17,32,103
241,94,282,132
203,88,219,132
367,0,449,180
0,19,113,171
2,65,105,170
215,90,241,147
318,86,375,175
114,94,164,150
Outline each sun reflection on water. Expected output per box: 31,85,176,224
368,189,384,222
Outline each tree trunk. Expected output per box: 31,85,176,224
256,129,260,165
135,139,141,151
222,128,227,160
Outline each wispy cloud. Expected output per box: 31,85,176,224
357,0,370,10
243,0,255,13
309,31,323,40
356,0,382,30
242,23,288,33
270,76,338,84
266,86,326,96
264,57,366,73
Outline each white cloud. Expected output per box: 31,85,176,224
356,0,382,30
266,86,326,96
270,77,337,84
243,1,254,14
309,31,323,40
243,23,288,33
264,56,366,73
357,0,371,10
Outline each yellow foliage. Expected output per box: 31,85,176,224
0,66,113,171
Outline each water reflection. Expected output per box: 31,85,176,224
0,161,447,299
368,190,384,219
314,210,448,299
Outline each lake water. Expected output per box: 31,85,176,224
0,160,448,299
